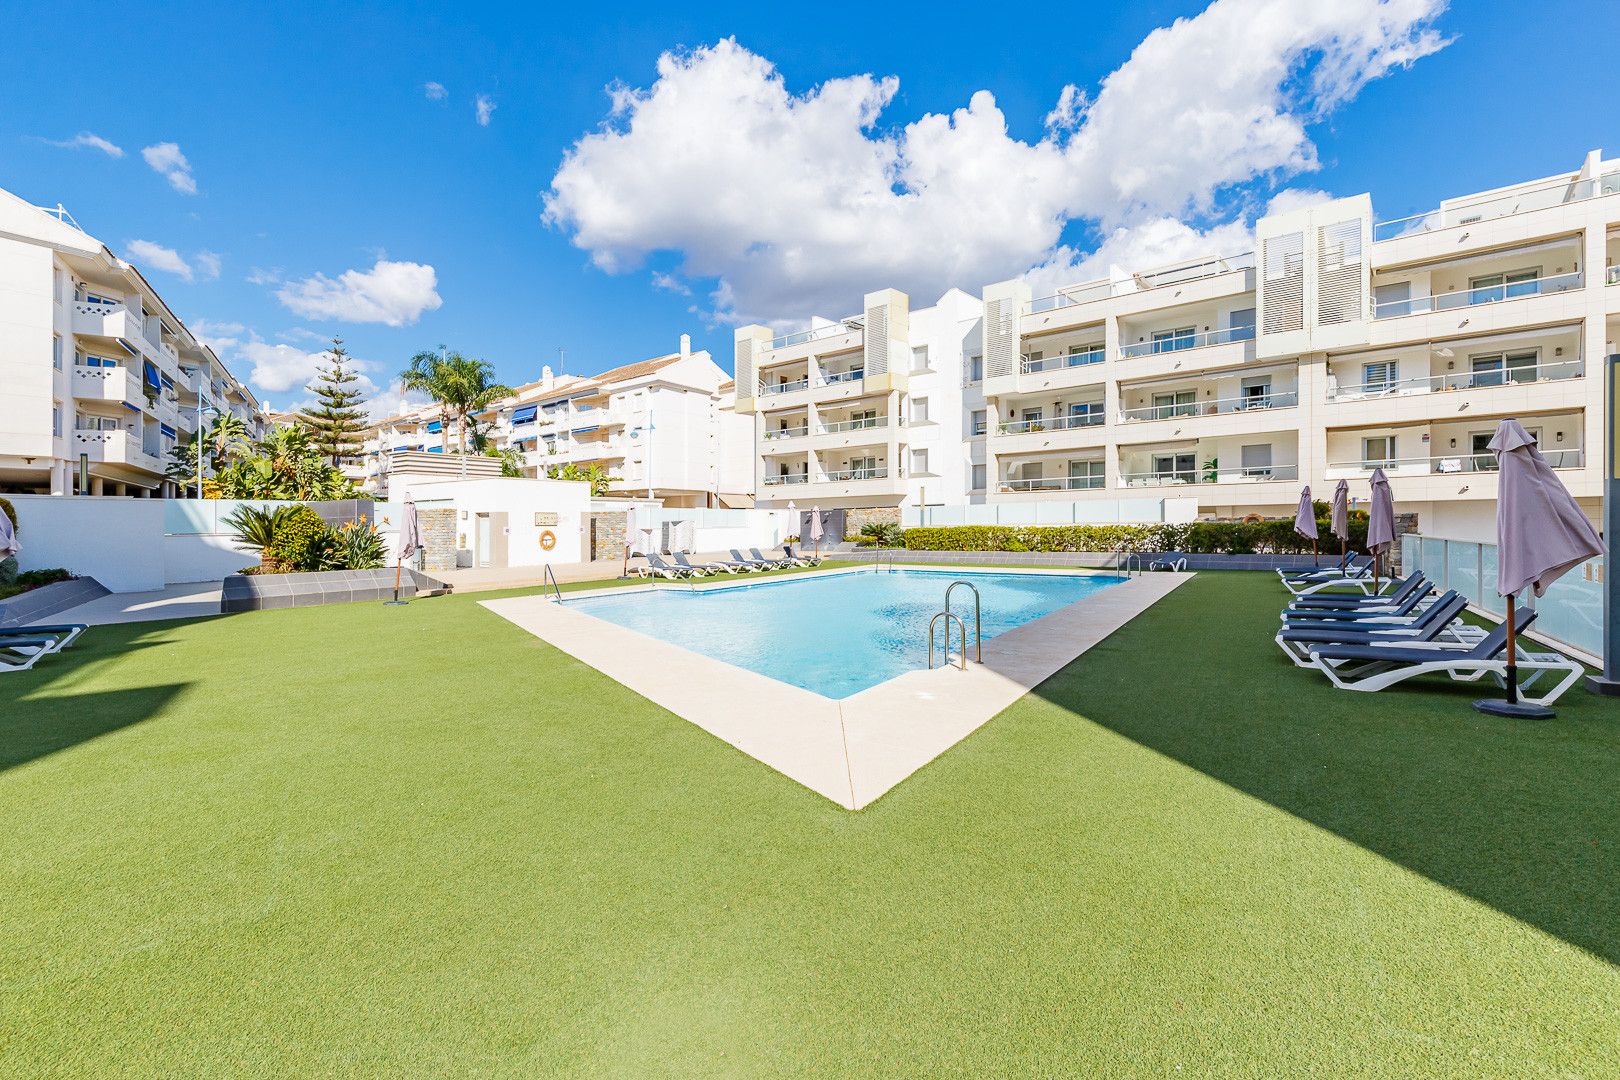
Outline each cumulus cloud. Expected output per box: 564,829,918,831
141,142,197,194
45,132,124,157
424,81,448,101
246,266,281,285
194,250,222,281
475,94,496,126
650,271,691,296
204,327,427,419
543,0,1450,324
127,240,194,282
275,259,443,326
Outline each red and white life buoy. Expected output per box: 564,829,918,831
539,530,557,551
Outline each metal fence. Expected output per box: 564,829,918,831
1402,534,1604,659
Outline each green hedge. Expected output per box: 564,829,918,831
902,512,1369,556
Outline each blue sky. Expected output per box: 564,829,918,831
2,0,1615,412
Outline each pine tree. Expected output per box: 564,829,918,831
301,338,369,466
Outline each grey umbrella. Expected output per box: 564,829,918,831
1330,478,1350,566
1475,418,1605,717
1293,486,1318,566
1367,468,1394,592
807,504,824,559
388,500,421,606
0,501,17,559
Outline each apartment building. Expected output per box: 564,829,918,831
482,336,751,508
735,288,985,511
0,186,266,497
740,149,1619,539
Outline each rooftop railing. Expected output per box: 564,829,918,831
1372,271,1583,319
1372,170,1620,242
769,322,860,350
1021,345,1105,373
1028,252,1255,314
1327,358,1584,402
1118,390,1297,422
997,412,1104,435
1118,324,1255,359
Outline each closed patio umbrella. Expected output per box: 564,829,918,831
1475,418,1605,718
387,499,421,606
807,504,823,559
620,506,636,579
1367,468,1394,592
1293,485,1318,566
1330,479,1350,566
0,501,18,559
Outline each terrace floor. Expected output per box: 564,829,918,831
4,572,1617,1075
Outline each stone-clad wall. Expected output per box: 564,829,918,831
845,507,900,535
592,512,628,559
420,508,457,572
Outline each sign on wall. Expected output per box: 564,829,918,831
533,512,559,526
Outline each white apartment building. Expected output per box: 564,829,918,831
736,288,986,511
740,149,1619,539
0,186,266,497
482,336,752,508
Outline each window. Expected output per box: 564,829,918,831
849,455,877,477
911,345,930,371
1469,268,1540,305
1067,342,1105,365
52,335,63,370
970,409,987,436
910,397,930,424
1068,460,1104,488
1151,327,1197,353
971,463,987,490
1227,308,1256,341
1470,428,1539,471
1151,453,1197,481
1468,350,1538,388
1020,408,1044,430
968,355,984,383
52,404,62,437
910,448,930,476
1362,435,1395,469
1361,361,1397,392
1239,377,1273,409
1240,443,1273,477
1151,390,1198,419
1067,402,1102,425
76,353,118,369
1374,280,1412,317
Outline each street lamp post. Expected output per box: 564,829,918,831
196,395,220,500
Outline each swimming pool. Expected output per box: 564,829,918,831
568,569,1125,698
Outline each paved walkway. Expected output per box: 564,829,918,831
44,582,224,626
433,559,629,593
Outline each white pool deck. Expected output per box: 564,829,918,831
481,565,1192,810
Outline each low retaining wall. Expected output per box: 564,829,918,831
860,549,1361,573
0,577,110,629
220,568,450,613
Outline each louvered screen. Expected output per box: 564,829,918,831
983,297,1018,378
1261,232,1305,334
864,305,889,376
1315,219,1364,326
735,338,756,394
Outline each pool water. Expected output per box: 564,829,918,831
569,569,1124,699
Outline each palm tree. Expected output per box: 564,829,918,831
206,414,249,470
401,350,458,453
401,350,512,454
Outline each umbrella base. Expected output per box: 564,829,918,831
1471,698,1555,719
382,599,411,606
1585,675,1620,697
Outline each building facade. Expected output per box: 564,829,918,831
0,186,266,497
739,149,1619,537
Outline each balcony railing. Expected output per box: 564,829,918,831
758,378,809,397
822,466,889,482
997,412,1105,435
1327,359,1584,401
1327,450,1585,476
814,368,864,387
1021,346,1106,373
1609,266,1620,285
819,416,886,434
1372,170,1620,242
1119,324,1256,359
1373,271,1583,319
1118,391,1298,422
763,473,809,486
1000,475,1105,492
1028,251,1255,314
769,322,859,350
1120,464,1298,487
762,425,809,441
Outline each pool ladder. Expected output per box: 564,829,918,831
928,580,983,669
543,564,563,603
872,546,896,573
1116,549,1144,577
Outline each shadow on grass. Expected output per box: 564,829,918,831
1033,572,1620,964
1,683,189,772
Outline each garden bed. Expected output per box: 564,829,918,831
220,568,450,613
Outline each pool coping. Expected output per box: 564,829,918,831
480,566,1192,810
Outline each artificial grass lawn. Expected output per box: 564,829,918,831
3,572,1617,1076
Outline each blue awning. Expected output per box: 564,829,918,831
426,420,442,433
511,404,538,425
160,374,175,389
122,402,141,413
159,424,177,438
143,360,160,388
427,445,443,453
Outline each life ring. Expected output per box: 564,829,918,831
539,530,557,551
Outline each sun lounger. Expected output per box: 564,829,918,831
643,553,703,579
782,544,820,567
1276,593,1471,666
749,547,795,569
729,549,779,570
673,553,737,575
1306,609,1584,706
0,624,86,672
0,623,86,651
1286,573,1429,612
1282,579,1434,623
1279,553,1368,584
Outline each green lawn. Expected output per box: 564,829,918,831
3,572,1617,1076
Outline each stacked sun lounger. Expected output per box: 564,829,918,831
0,623,87,673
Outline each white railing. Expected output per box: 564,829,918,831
819,416,886,434
763,473,809,486
1119,324,1255,359
823,466,889,481
1327,450,1585,476
769,322,859,350
1021,346,1106,373
1029,251,1255,314
1120,464,1298,487
1000,475,1104,492
1327,358,1584,401
1373,170,1620,242
814,368,864,387
997,412,1104,435
762,426,809,441
1372,271,1583,318
1118,391,1298,421
73,299,122,319
758,378,809,396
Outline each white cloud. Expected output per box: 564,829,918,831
246,267,281,286
141,142,197,194
127,240,193,282
543,0,1449,324
424,81,448,101
194,250,222,281
475,94,496,126
275,259,443,326
650,271,691,296
201,325,424,419
45,132,124,157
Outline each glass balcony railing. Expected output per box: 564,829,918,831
1028,252,1255,313
1000,475,1105,492
1327,359,1583,401
1118,391,1298,421
1021,346,1106,373
1327,450,1584,476
819,416,887,434
762,474,809,486
757,378,809,397
1118,324,1255,359
1120,464,1298,487
762,426,809,441
814,368,864,387
1373,170,1620,242
769,322,859,349
822,466,889,482
1372,271,1583,318
996,412,1104,435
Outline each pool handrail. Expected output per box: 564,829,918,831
944,581,983,664
928,611,967,671
544,564,563,603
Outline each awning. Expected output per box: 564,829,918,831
143,360,160,389
426,420,443,433
159,424,177,438
427,445,444,453
511,404,538,425
122,402,141,413
160,374,175,389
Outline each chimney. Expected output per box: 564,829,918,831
679,334,690,361
541,364,553,388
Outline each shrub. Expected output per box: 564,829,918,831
902,524,1187,553
265,506,332,573
859,521,904,547
327,519,386,570
15,568,71,587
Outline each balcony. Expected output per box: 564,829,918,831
1118,391,1298,423
1325,449,1584,479
762,425,810,442
71,365,139,404
1029,252,1256,314
819,416,886,435
762,473,810,487
770,321,860,350
1327,358,1583,402
1021,346,1105,374
1372,169,1620,243
71,429,163,474
758,377,810,398
1120,464,1298,488
1000,475,1105,493
822,466,889,482
71,299,141,343
1373,271,1583,319
814,367,864,388
997,412,1104,436
1119,324,1254,359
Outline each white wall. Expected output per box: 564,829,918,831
9,494,170,592
390,475,593,566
